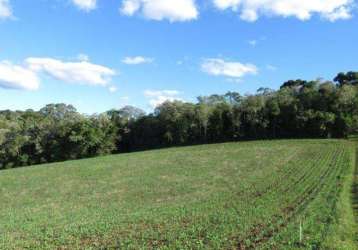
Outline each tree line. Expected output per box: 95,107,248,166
1,71,358,169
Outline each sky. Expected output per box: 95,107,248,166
0,0,357,114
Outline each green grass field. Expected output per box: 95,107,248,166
0,140,356,249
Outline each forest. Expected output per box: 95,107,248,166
1,71,358,169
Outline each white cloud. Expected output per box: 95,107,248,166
120,0,199,22
72,0,97,11
121,0,141,15
144,90,183,108
213,0,354,22
77,53,90,62
26,57,115,86
323,5,352,21
120,96,130,101
201,58,258,78
248,40,257,46
109,86,118,93
0,0,12,19
0,61,40,90
122,56,154,65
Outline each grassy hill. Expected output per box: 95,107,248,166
0,140,356,249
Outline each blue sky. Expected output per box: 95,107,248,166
0,0,357,113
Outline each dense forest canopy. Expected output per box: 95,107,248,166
1,71,358,169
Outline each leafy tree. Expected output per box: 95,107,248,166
2,72,358,169
334,71,358,86
280,79,307,89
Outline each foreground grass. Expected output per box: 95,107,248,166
322,142,357,249
0,140,355,249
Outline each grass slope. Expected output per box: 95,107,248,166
0,140,355,249
322,141,357,249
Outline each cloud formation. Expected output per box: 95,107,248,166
109,86,118,93
213,0,354,22
248,40,258,47
2,0,354,22
0,0,12,19
120,0,198,22
201,58,258,78
26,57,115,86
72,0,97,11
0,61,40,90
0,57,116,90
144,90,183,108
122,56,154,65
77,53,90,62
